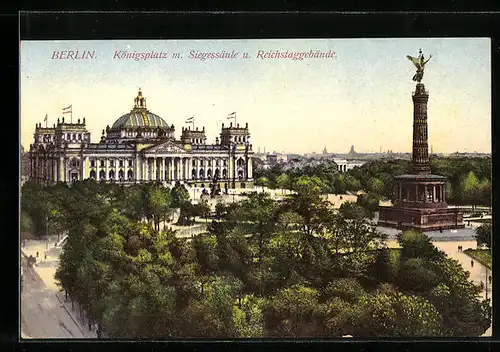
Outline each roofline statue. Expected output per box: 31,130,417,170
407,49,432,83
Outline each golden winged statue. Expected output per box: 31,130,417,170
407,49,432,82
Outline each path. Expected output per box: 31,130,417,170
21,254,85,338
20,236,97,339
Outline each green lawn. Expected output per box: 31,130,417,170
463,249,492,269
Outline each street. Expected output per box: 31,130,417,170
20,237,96,339
21,254,85,338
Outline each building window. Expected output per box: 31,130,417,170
100,160,105,168
128,159,133,167
90,160,95,168
70,158,80,168
110,160,115,167
119,160,123,167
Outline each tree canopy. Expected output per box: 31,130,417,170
22,178,491,338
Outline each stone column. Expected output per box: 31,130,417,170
197,158,201,181
411,83,430,174
59,157,64,181
94,158,99,181
442,186,446,203
170,158,175,181
247,157,253,179
146,157,151,181
229,155,235,186
83,157,87,180
152,157,157,181
52,159,56,181
180,157,184,181
433,185,437,202
115,158,118,181
105,158,109,180
162,157,166,181
135,155,140,182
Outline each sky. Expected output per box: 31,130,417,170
20,38,491,154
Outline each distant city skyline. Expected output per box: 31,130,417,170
21,38,491,154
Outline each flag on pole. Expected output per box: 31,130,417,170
185,116,194,123
227,112,236,119
44,114,48,122
62,105,72,114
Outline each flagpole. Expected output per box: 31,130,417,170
71,105,73,124
192,116,194,130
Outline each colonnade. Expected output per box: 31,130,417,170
29,153,254,184
396,183,446,203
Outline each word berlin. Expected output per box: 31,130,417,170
113,51,169,60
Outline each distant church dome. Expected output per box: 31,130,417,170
110,88,170,130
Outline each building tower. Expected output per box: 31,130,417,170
377,50,463,231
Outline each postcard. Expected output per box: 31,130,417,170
20,38,492,339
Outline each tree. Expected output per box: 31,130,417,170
356,193,380,218
170,181,190,208
196,201,211,223
263,284,327,337
146,185,171,231
232,192,279,265
276,173,291,194
426,257,491,336
322,278,366,304
339,201,367,220
233,295,265,337
255,176,269,192
368,247,400,284
356,292,443,337
397,230,444,261
474,223,491,249
20,211,33,235
366,177,384,195
461,171,480,210
285,176,329,237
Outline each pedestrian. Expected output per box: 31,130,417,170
489,275,492,284
36,251,39,258
471,259,474,267
44,253,47,260
480,281,484,290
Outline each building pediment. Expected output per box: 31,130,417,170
143,141,188,155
